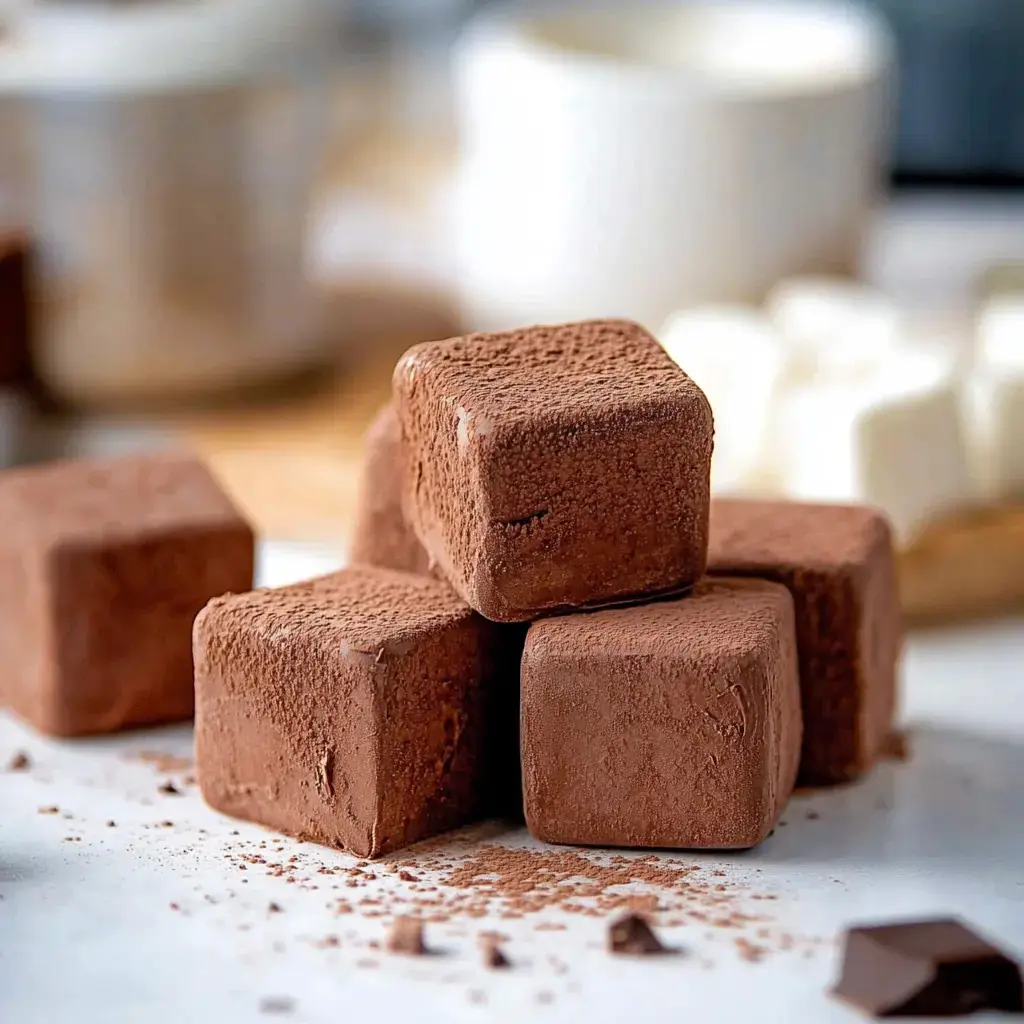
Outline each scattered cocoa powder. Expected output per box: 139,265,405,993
131,751,194,773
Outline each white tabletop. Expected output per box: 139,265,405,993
2,541,1023,1024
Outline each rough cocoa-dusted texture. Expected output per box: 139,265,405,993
0,233,34,387
393,319,713,622
194,567,524,858
0,452,254,737
349,402,435,577
521,579,801,850
707,499,901,786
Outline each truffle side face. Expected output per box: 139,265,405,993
43,524,254,737
0,453,254,736
0,545,53,727
395,319,713,621
708,499,901,785
194,568,510,858
194,582,382,857
521,579,801,850
349,403,435,578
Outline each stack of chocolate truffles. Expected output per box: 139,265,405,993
196,319,902,857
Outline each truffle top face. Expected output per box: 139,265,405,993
0,452,247,547
852,919,1007,963
199,566,471,658
527,578,792,662
394,319,710,440
709,499,893,574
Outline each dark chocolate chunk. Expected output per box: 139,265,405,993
708,499,901,786
194,567,522,858
388,917,427,956
349,402,436,578
394,319,713,622
608,914,665,956
833,918,1024,1017
0,452,254,736
521,579,801,850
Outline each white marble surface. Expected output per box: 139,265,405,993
1,541,1023,1024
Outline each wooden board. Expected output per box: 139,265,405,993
899,505,1024,625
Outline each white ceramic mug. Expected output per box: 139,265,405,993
453,1,894,332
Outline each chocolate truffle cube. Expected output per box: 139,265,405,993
349,402,434,577
708,499,901,786
521,579,801,850
0,453,254,736
194,567,521,857
394,319,713,622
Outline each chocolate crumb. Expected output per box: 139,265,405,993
387,916,427,955
159,821,174,828
736,938,767,962
6,750,30,771
317,936,340,948
106,820,116,827
481,938,511,969
158,781,182,796
258,996,295,1016
880,729,910,762
169,903,180,911
38,806,59,815
268,902,283,913
806,811,820,821
608,914,665,956
398,870,418,882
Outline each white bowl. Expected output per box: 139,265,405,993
453,1,894,332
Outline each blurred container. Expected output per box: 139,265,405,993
871,0,1024,182
0,0,335,408
454,1,894,332
342,0,473,145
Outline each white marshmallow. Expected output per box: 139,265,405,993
659,306,786,495
771,349,971,542
767,276,904,383
965,298,1024,501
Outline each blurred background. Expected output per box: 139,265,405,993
0,0,1022,621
